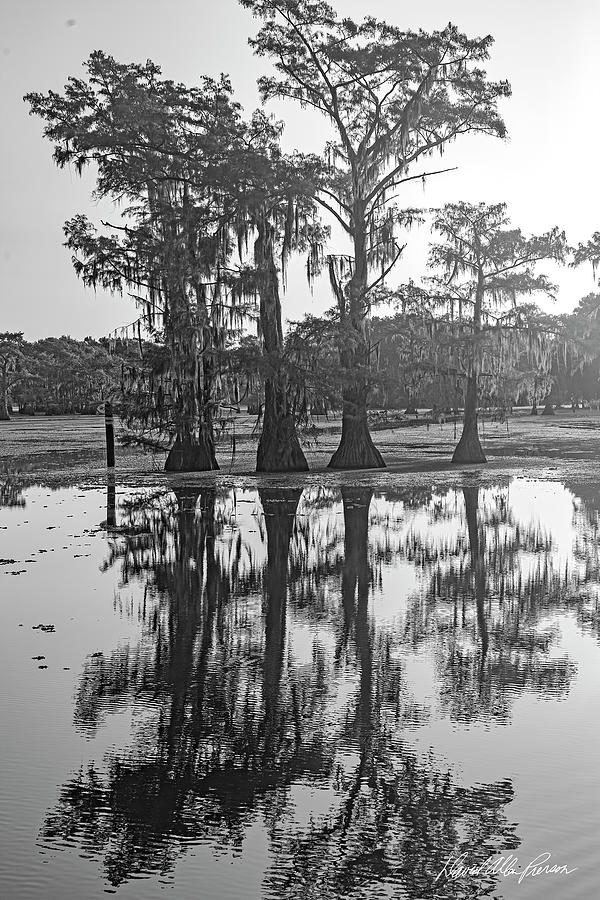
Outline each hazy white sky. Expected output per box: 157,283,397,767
1,0,599,340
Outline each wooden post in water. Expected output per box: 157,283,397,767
104,401,116,529
104,401,115,469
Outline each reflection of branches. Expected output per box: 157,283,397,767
267,735,518,900
400,483,581,722
42,476,600,893
0,472,63,508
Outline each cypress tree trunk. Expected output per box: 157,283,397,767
329,375,385,470
0,363,10,421
164,291,218,473
255,223,308,473
165,429,218,472
452,268,486,464
258,376,309,471
452,373,486,463
149,185,218,474
329,214,384,470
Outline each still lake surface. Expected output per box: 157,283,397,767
1,473,599,899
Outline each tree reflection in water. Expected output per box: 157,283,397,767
0,472,43,508
401,483,579,723
0,472,77,509
41,476,600,895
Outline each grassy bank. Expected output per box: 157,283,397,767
1,409,600,486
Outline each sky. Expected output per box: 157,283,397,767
1,0,599,341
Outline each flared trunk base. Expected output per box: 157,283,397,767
256,417,308,473
165,431,219,473
452,425,487,464
329,417,385,470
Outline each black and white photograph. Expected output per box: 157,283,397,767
1,1,599,898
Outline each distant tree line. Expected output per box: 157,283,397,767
0,333,142,418
3,290,598,430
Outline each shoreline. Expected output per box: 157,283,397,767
2,411,600,493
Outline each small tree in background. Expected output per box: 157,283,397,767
427,202,566,462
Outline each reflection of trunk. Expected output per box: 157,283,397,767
259,488,302,754
0,362,10,421
452,269,486,464
167,489,203,684
355,568,372,734
261,489,301,685
329,216,385,470
117,488,207,834
161,488,211,774
194,489,219,728
341,488,373,732
106,473,116,529
463,486,488,662
255,224,308,472
340,489,373,638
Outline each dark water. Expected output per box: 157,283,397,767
1,474,599,899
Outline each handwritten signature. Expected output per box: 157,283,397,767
435,851,577,885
